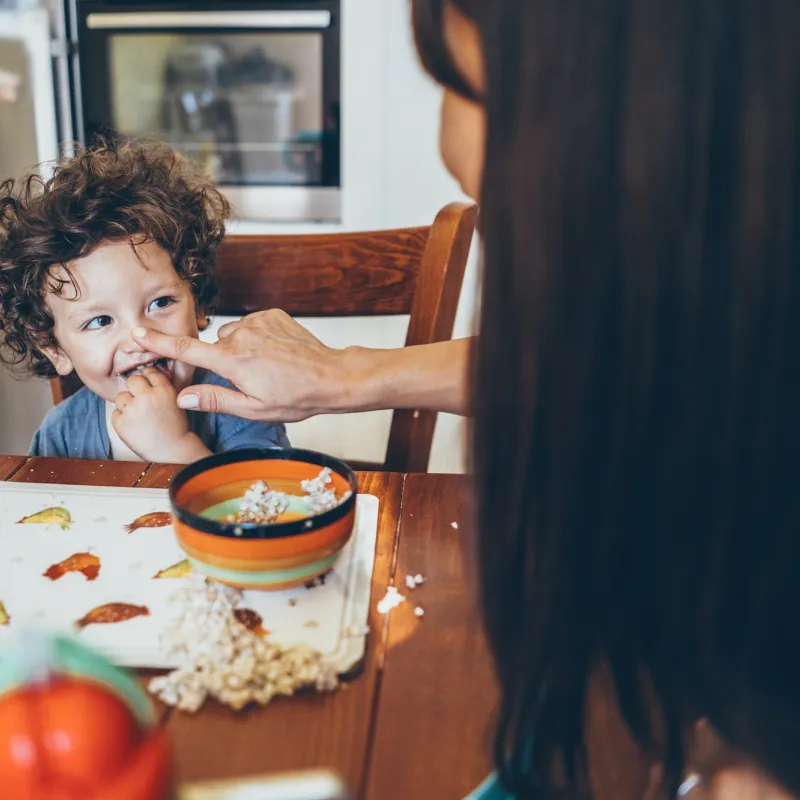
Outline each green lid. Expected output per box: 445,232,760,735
0,630,155,727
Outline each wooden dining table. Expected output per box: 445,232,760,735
0,454,500,799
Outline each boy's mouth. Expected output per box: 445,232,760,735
118,357,174,381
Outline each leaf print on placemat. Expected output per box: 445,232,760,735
44,553,100,582
153,559,191,579
124,511,171,533
17,506,72,530
233,608,269,637
76,603,150,630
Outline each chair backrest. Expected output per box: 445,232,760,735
50,202,478,472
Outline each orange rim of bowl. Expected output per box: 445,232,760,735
169,447,358,540
174,507,355,561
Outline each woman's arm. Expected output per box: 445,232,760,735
336,338,471,416
131,310,471,422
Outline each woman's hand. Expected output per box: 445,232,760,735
131,311,473,422
131,310,351,422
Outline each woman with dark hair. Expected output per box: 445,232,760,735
420,1,800,799
135,1,800,798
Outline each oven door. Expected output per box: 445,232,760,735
73,1,340,222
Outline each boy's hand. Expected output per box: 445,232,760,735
111,367,212,464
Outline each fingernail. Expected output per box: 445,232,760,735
178,394,199,409
131,327,147,338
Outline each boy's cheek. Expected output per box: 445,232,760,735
154,304,200,338
54,337,108,373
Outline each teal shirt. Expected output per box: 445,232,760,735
466,773,511,800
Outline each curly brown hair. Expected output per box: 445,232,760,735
0,140,230,378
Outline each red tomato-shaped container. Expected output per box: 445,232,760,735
0,633,174,800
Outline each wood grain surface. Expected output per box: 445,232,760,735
0,455,26,481
364,474,498,799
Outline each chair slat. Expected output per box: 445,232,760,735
215,228,429,317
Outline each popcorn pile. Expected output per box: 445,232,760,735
301,467,345,515
226,468,351,525
230,480,290,524
148,577,338,713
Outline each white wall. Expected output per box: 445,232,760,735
0,0,478,472
0,371,52,456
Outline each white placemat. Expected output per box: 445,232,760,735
0,482,379,672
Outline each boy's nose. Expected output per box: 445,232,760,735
117,310,155,349
119,333,147,353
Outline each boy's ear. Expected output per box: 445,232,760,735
40,346,74,377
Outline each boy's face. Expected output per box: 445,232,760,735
44,238,200,403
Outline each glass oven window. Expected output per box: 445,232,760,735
108,32,323,186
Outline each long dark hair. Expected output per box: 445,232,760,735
414,0,800,797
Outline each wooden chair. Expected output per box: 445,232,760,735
51,202,478,473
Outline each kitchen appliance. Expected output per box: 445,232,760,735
0,8,58,181
60,0,341,222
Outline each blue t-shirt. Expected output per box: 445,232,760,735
30,368,289,459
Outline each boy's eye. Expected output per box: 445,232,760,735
84,315,112,331
149,296,176,312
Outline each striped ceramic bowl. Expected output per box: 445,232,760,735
169,448,358,591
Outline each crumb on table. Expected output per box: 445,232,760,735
377,586,406,615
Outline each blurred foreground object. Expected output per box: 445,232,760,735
0,630,175,800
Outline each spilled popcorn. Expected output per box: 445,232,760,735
404,573,425,590
226,468,353,525
377,586,406,615
148,577,338,713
